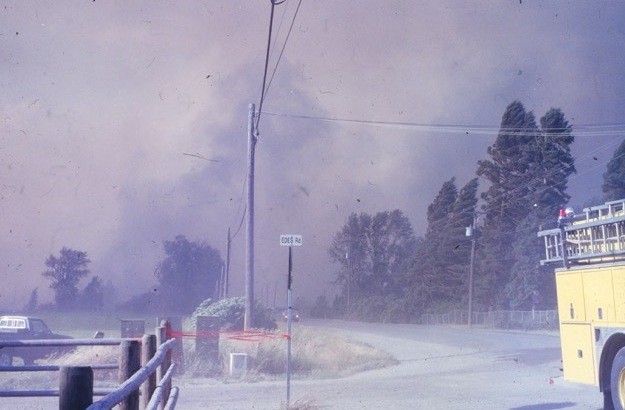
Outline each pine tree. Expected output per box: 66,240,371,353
602,139,625,202
407,178,478,313
449,178,479,265
473,104,576,310
426,178,458,237
476,101,539,309
535,108,576,218
81,276,105,311
423,179,459,306
505,108,575,310
24,288,38,313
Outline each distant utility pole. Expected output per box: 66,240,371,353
244,103,257,330
466,211,483,327
224,227,231,299
467,225,476,327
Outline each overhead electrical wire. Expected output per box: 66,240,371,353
265,0,303,101
231,0,301,238
262,111,625,138
423,134,625,235
256,0,282,131
261,106,625,230
256,0,302,132
265,105,625,227
248,1,625,242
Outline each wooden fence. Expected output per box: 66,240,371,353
0,321,178,410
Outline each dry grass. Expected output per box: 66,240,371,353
0,345,119,390
0,323,394,410
281,399,325,409
0,321,395,407
182,325,397,381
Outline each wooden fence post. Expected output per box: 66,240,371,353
119,340,141,410
59,366,93,410
141,334,157,409
196,315,220,363
156,320,172,410
158,316,183,374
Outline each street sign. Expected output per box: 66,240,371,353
280,234,303,247
279,234,302,407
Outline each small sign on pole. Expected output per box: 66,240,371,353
280,234,303,247
280,234,302,409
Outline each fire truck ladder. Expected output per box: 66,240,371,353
538,199,625,266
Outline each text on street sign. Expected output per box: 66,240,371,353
280,234,303,247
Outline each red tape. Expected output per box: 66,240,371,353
166,329,290,342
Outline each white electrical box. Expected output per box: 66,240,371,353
229,353,248,377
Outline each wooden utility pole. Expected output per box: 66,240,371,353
468,230,476,327
225,227,231,299
245,103,257,330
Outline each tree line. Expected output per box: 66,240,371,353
31,235,223,314
325,100,625,322
31,99,625,322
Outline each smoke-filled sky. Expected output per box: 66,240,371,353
1,1,624,309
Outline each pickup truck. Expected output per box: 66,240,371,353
0,315,73,366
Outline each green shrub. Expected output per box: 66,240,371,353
191,297,276,330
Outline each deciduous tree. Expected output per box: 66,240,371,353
328,210,416,319
156,235,223,314
42,247,90,310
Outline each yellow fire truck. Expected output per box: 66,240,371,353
538,199,625,410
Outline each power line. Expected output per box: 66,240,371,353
262,111,625,137
256,0,302,132
411,136,625,234
231,0,292,244
265,0,303,101
256,1,283,132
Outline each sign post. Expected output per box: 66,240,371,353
280,234,302,409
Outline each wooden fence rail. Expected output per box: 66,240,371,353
87,337,177,410
0,321,178,410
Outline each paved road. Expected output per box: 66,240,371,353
176,320,602,410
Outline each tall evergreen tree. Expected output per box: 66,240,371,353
505,108,576,309
476,101,539,308
409,178,458,310
449,178,479,264
421,178,459,305
602,139,625,202
24,288,38,313
81,276,105,311
426,178,458,237
535,108,576,218
406,178,478,313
